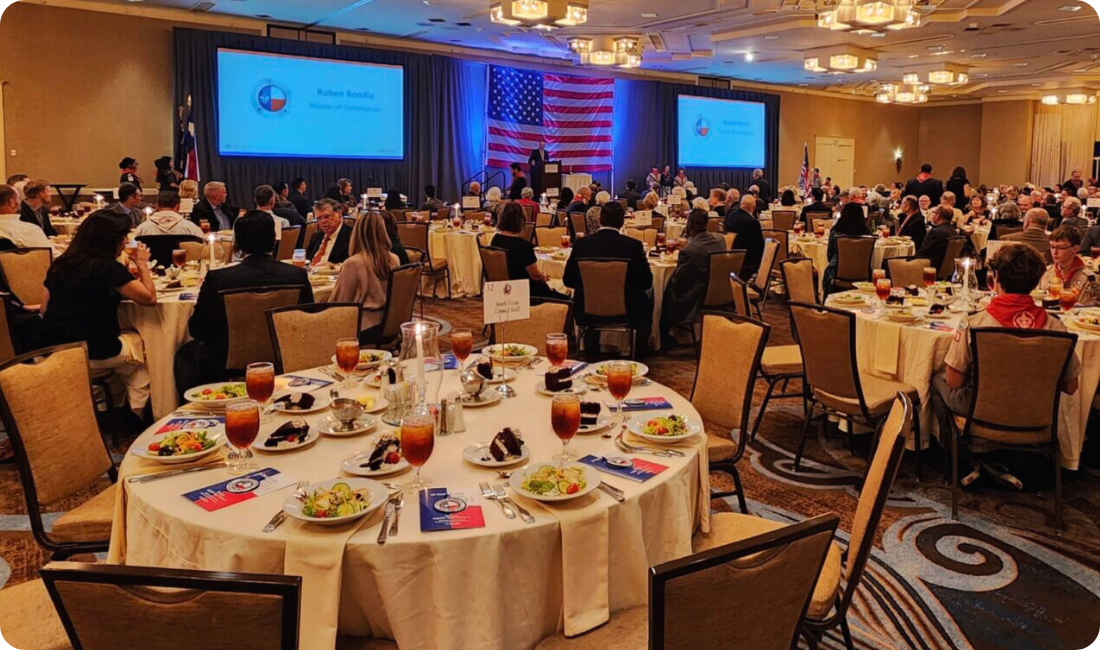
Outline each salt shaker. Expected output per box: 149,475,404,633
450,398,466,433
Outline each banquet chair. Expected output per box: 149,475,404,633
343,216,358,230
302,220,318,249
651,216,665,231
556,210,568,228
569,213,587,239
758,219,774,231
729,273,753,318
707,218,723,233
359,263,422,351
535,211,553,227
832,236,876,292
134,234,204,268
478,245,511,282
788,302,923,480
492,297,573,355
466,211,490,225
275,226,302,260
696,395,912,650
0,247,52,309
0,343,118,559
625,227,658,248
692,312,769,513
762,229,790,289
810,217,832,235
436,205,452,222
0,291,19,363
670,251,747,352
39,561,301,650
780,258,819,305
398,222,451,302
937,235,968,280
747,238,780,319
535,226,568,248
723,232,737,250
576,259,636,360
949,328,1076,529
535,513,840,650
884,256,932,289
221,287,304,375
267,302,363,374
387,209,407,223
771,209,798,233
179,240,205,262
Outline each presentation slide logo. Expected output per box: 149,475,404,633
253,79,290,117
694,116,711,138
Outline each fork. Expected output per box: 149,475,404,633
493,483,534,524
480,482,515,519
615,433,685,458
263,480,310,533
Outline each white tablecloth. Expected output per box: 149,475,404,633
968,225,991,252
827,298,1099,469
789,235,916,294
426,228,495,298
114,364,706,650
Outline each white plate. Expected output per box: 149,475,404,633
627,416,703,443
577,417,612,435
484,368,518,384
483,344,538,364
183,383,249,411
536,382,588,397
456,391,502,408
316,415,378,437
925,311,951,320
131,432,225,464
1074,317,1100,332
329,349,392,373
854,282,877,294
252,425,320,452
355,396,389,414
271,392,332,414
509,463,601,503
341,450,410,477
463,441,530,468
586,361,650,384
283,478,389,525
364,371,386,388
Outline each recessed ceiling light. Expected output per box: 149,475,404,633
764,35,779,41
1075,68,1090,73
641,12,658,18
743,52,754,62
909,54,919,59
1032,83,1042,87
870,32,886,38
1014,62,1029,67
998,89,1008,93
1060,4,1082,11
970,53,987,59
978,73,990,77
928,45,944,51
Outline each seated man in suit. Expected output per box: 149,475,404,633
305,198,352,267
190,181,239,232
660,209,726,349
108,182,145,229
563,201,654,356
723,195,765,277
20,180,58,236
619,180,641,210
287,178,311,218
421,184,446,212
1058,196,1089,230
567,187,591,213
896,195,927,250
271,181,305,227
1003,208,1053,264
916,205,959,272
174,211,313,390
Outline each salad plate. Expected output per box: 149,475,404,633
584,361,649,384
132,430,225,464
484,368,518,384
1073,315,1100,332
355,395,389,414
463,441,530,468
854,282,877,294
535,382,588,397
329,349,392,373
183,382,248,411
577,417,612,435
283,478,389,525
509,463,600,502
483,343,538,364
456,390,502,408
628,415,702,443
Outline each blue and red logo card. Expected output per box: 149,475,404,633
183,468,294,512
578,455,668,483
419,488,485,532
154,415,224,436
606,397,673,412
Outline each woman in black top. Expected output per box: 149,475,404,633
823,203,871,294
489,203,563,299
154,156,181,191
945,167,970,204
41,212,157,416
780,189,797,207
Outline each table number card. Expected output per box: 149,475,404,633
366,187,383,199
1088,198,1100,209
179,198,195,214
462,196,481,209
184,468,295,512
483,280,531,325
546,187,559,198
633,210,653,227
579,455,668,483
419,488,486,532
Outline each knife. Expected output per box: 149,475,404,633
263,511,288,533
388,492,404,536
376,497,397,544
127,462,229,483
598,484,625,502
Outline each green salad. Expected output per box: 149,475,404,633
596,362,640,376
301,482,372,519
520,465,587,496
494,344,532,357
194,383,247,401
641,415,689,437
147,431,217,456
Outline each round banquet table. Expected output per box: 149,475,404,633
110,362,708,650
623,218,685,242
823,293,1100,469
426,226,495,298
789,234,916,294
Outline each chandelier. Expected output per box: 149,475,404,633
803,45,878,74
568,36,642,68
816,0,923,32
902,63,969,86
490,0,588,28
1041,92,1098,106
876,83,930,104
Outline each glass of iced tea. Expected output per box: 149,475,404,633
793,222,804,236
172,248,187,268
225,400,260,474
451,328,473,374
246,362,275,422
560,234,571,249
606,361,634,425
1091,247,1100,260
875,278,892,303
401,407,436,491
335,337,361,388
923,267,937,287
872,268,887,283
1060,288,1078,312
656,232,667,249
814,223,825,237
551,393,581,463
545,333,568,369
484,214,493,227
200,221,211,235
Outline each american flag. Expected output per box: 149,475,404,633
800,141,811,198
487,65,613,173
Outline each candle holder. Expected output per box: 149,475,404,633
952,257,978,311
398,321,443,407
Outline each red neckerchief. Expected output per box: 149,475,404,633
1053,256,1085,283
985,293,1047,329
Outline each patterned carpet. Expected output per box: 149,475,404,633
0,297,1098,648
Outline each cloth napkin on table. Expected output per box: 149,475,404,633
873,319,902,375
623,429,710,534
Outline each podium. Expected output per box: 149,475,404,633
533,161,562,197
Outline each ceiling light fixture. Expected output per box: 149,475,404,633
816,0,924,33
1042,91,1098,105
745,52,756,62
490,0,588,28
903,63,969,85
803,44,877,75
569,35,643,68
876,82,930,104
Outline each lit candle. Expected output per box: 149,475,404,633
208,233,217,268
94,194,104,210
415,323,427,393
963,257,972,297
361,193,368,209
144,206,153,219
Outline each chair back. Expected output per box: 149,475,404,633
0,344,113,507
651,216,665,231
342,216,357,231
479,246,511,282
266,303,362,374
0,292,17,364
625,227,658,248
834,236,876,283
702,251,746,309
179,241,205,262
302,220,318,249
789,302,864,406
0,248,51,307
810,217,832,234
752,238,780,293
377,264,422,342
387,209,407,223
779,258,818,305
494,298,572,355
221,287,303,371
436,205,452,222
275,226,301,260
134,235,204,268
570,213,588,238
41,561,300,650
770,209,798,233
938,235,967,280
650,514,840,650
691,313,769,446
758,219,774,231
762,229,790,265
885,256,931,289
535,211,553,227
723,232,736,250
466,211,490,225
578,259,628,318
397,222,430,252
535,226,568,248
707,218,723,233
968,328,1077,434
729,273,753,317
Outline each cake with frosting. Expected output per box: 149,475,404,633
489,427,524,462
544,367,573,392
580,402,601,426
363,434,401,471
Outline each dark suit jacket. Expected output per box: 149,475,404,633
305,224,352,265
722,209,765,275
897,212,927,250
274,205,305,228
508,176,528,201
190,198,239,231
752,179,773,207
566,200,588,213
664,232,726,326
287,190,311,218
802,202,831,225
903,177,944,206
619,190,641,210
188,254,313,368
528,148,546,167
917,222,959,271
1080,225,1100,253
107,202,142,230
1003,227,1053,264
563,229,653,328
20,202,56,237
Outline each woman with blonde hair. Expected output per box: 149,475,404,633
330,212,400,336
642,191,660,211
178,179,199,200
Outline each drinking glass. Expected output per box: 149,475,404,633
1091,247,1100,260
656,232,667,249
225,400,260,475
875,278,892,306
171,248,187,268
922,267,937,288
606,361,634,426
335,337,361,388
200,221,211,235
400,404,436,492
1060,288,1078,312
793,222,804,236
551,393,581,464
484,214,493,227
399,321,444,405
560,234,571,249
545,333,568,369
246,362,275,422
814,223,825,237
872,268,887,284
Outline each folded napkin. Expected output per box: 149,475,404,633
623,429,710,534
606,397,673,411
873,319,902,375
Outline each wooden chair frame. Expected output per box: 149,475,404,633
265,302,364,375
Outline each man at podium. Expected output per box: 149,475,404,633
528,141,547,196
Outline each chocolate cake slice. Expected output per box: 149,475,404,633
264,420,310,448
544,367,573,392
580,402,601,426
489,427,524,462
274,392,316,411
477,358,494,380
363,435,401,471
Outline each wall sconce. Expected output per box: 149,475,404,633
894,148,903,174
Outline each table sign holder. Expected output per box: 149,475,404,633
462,196,481,210
634,211,652,227
483,280,531,399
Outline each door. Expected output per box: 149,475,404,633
814,136,855,191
